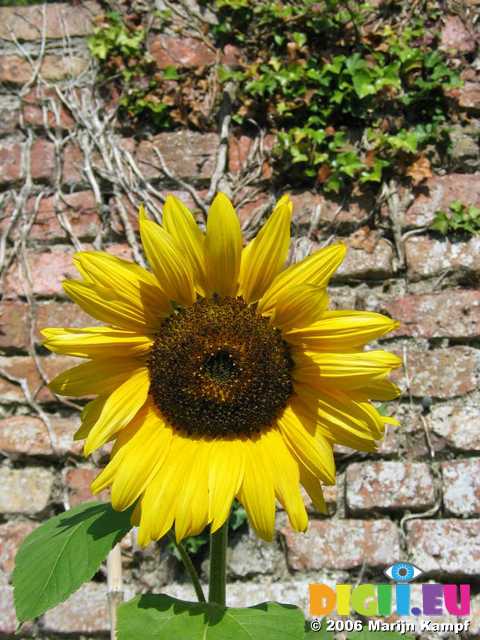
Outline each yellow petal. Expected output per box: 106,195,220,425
92,404,173,510
237,438,275,541
74,395,108,440
73,252,171,325
162,195,207,295
278,404,335,484
208,439,245,533
174,439,212,541
49,358,139,397
299,464,328,514
84,367,150,454
350,377,402,401
139,208,195,306
63,280,163,333
264,428,308,532
239,195,292,303
286,311,399,349
204,193,242,297
291,388,380,451
258,242,346,315
138,435,195,545
42,327,153,359
293,349,402,390
272,284,328,331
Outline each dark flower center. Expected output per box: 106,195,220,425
148,296,293,438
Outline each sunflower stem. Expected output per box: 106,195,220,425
168,533,206,603
208,522,228,606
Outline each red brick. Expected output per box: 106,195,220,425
4,246,79,298
149,35,216,68
440,15,476,53
62,142,84,185
63,466,109,507
136,131,219,181
0,520,37,575
0,467,54,514
405,174,480,227
431,403,480,451
0,415,82,457
0,191,100,242
282,519,400,571
30,139,55,182
0,140,22,185
442,459,480,516
346,462,435,514
0,2,101,41
0,354,79,403
0,300,101,351
405,235,480,281
392,347,479,399
384,290,480,339
22,86,75,130
43,582,110,634
290,191,374,229
334,229,394,280
407,519,480,576
0,54,89,85
228,135,275,177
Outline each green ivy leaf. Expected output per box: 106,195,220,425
117,595,305,640
13,501,132,622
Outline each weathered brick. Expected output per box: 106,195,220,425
0,415,81,457
0,140,22,185
0,520,37,575
334,229,394,280
431,403,480,451
468,593,480,638
136,131,219,181
0,301,101,351
4,246,79,298
149,35,216,68
0,467,54,514
451,81,480,110
0,354,80,403
289,191,374,230
282,519,400,571
0,585,16,635
0,2,101,41
228,134,275,177
405,174,480,227
43,582,110,634
346,462,435,514
63,467,109,507
407,519,480,576
0,54,89,85
62,142,85,185
392,347,479,399
405,236,480,281
4,243,132,299
0,191,100,242
384,291,480,339
440,15,477,53
301,483,338,516
0,96,19,135
30,138,56,182
22,86,75,130
442,459,480,517
228,529,281,578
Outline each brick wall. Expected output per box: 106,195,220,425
0,2,480,638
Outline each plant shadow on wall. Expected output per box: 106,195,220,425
89,0,462,195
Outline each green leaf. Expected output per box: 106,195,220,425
13,501,132,622
118,595,305,640
163,65,180,80
304,619,333,638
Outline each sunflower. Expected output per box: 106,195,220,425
43,193,400,545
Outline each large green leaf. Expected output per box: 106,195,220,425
13,500,132,621
118,594,305,640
